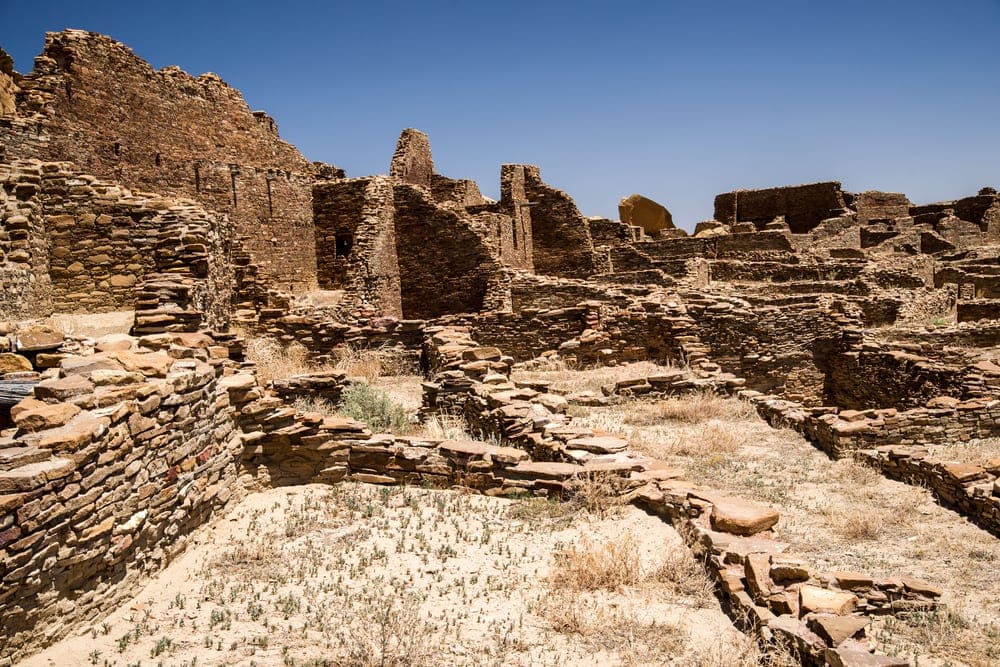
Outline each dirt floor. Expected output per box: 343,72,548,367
20,483,759,667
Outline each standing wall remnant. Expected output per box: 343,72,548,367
313,176,402,317
714,182,847,234
0,30,322,291
389,128,434,189
520,165,596,278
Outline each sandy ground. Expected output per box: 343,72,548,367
20,483,755,667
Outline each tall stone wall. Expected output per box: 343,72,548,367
389,128,434,189
520,165,596,278
714,182,847,234
313,176,402,317
393,184,506,318
496,164,533,270
0,30,319,291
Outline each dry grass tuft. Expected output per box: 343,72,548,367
630,421,746,459
549,534,643,592
650,548,716,605
291,396,337,416
823,506,886,541
874,609,1000,666
565,473,628,518
625,390,756,425
415,412,472,440
244,337,315,385
334,592,433,667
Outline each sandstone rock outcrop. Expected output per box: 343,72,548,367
618,193,674,234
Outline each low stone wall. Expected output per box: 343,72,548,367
417,325,941,666
0,333,241,663
855,446,1000,537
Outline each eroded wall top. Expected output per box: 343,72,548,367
0,29,320,291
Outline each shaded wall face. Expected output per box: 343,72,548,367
714,182,846,234
0,31,318,291
313,178,402,317
393,185,496,319
520,165,595,278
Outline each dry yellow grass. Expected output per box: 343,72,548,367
512,360,676,395
549,534,644,592
625,390,757,425
244,335,415,385
243,337,317,384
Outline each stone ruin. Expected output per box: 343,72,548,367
2,29,1000,666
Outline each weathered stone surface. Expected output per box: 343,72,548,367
0,353,32,373
707,495,780,536
504,461,580,480
15,326,65,352
114,350,173,377
618,193,674,234
33,374,95,401
808,614,868,647
13,401,81,433
825,646,910,667
799,585,858,615
565,435,629,454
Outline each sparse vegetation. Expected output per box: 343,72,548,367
339,383,413,433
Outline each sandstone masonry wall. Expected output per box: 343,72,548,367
0,160,235,328
0,336,242,663
1,30,319,291
521,165,596,278
714,182,847,234
313,177,402,317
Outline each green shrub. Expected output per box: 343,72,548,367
340,383,412,433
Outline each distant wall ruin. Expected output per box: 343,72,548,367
714,181,847,234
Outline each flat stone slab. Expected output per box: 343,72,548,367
13,401,81,433
800,584,858,615
16,326,64,352
565,435,628,454
702,493,780,536
808,614,869,647
825,645,909,667
504,461,581,481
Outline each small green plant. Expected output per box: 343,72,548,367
151,636,173,657
339,383,412,433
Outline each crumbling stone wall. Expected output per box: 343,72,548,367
313,176,402,317
0,338,241,662
0,160,235,327
389,128,434,189
430,174,486,207
393,184,506,318
520,165,596,278
853,191,911,225
1,30,319,291
714,182,847,234
0,49,17,117
0,161,51,319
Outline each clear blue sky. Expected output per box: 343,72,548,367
2,0,998,229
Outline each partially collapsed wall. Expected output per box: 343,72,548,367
0,160,235,328
0,30,321,291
